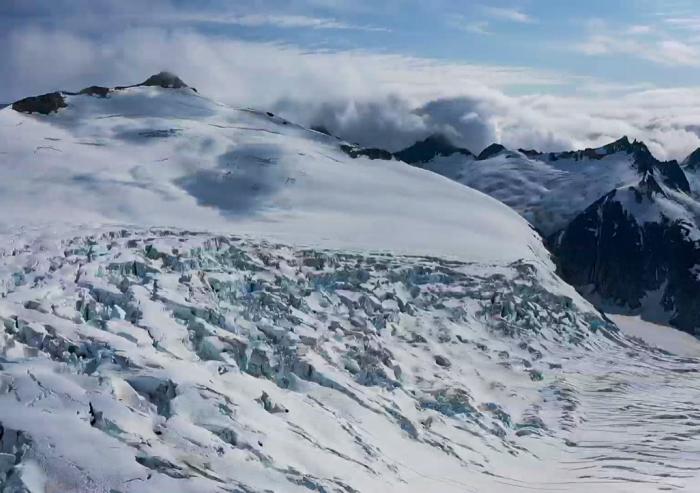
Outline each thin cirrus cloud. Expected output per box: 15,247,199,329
482,6,535,23
446,15,492,35
574,18,700,68
183,13,391,32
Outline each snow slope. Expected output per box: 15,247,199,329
609,314,700,358
0,84,543,266
2,77,700,492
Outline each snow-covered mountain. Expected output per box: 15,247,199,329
1,74,700,492
1,73,542,265
382,136,700,335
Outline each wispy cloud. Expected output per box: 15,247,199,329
626,24,653,35
574,20,700,67
187,13,391,32
482,6,535,23
665,16,700,31
447,15,491,35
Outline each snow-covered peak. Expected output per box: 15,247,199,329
411,135,692,235
0,77,548,266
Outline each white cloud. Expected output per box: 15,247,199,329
3,26,700,161
482,6,534,23
574,24,700,67
447,15,491,35
665,16,700,30
163,13,390,32
627,24,654,35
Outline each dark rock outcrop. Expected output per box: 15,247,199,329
550,177,700,335
518,148,542,158
683,147,700,171
340,145,393,161
631,144,690,193
394,134,473,164
138,72,191,90
78,86,110,97
10,72,194,117
115,72,196,92
477,143,507,160
311,125,332,136
12,92,67,115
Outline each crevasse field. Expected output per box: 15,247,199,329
0,84,699,492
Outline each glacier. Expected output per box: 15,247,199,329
0,76,699,492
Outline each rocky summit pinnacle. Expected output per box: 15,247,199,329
477,143,507,160
138,72,190,89
683,147,700,170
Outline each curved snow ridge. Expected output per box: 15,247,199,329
0,86,545,266
0,230,698,492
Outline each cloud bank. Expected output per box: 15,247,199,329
2,25,700,160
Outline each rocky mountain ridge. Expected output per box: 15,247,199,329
342,133,700,336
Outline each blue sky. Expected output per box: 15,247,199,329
4,0,700,95
3,0,700,158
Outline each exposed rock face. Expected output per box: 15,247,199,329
78,86,111,97
683,147,700,171
339,134,473,164
550,175,700,335
10,73,193,117
311,125,332,136
109,72,194,92
631,144,690,193
477,143,507,160
394,134,473,164
137,71,191,90
12,92,67,115
340,144,394,160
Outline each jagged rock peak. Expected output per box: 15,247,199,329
637,171,666,199
602,136,650,156
395,134,473,164
138,71,190,89
683,147,700,170
477,143,507,161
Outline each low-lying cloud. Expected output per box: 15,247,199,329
2,25,700,160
